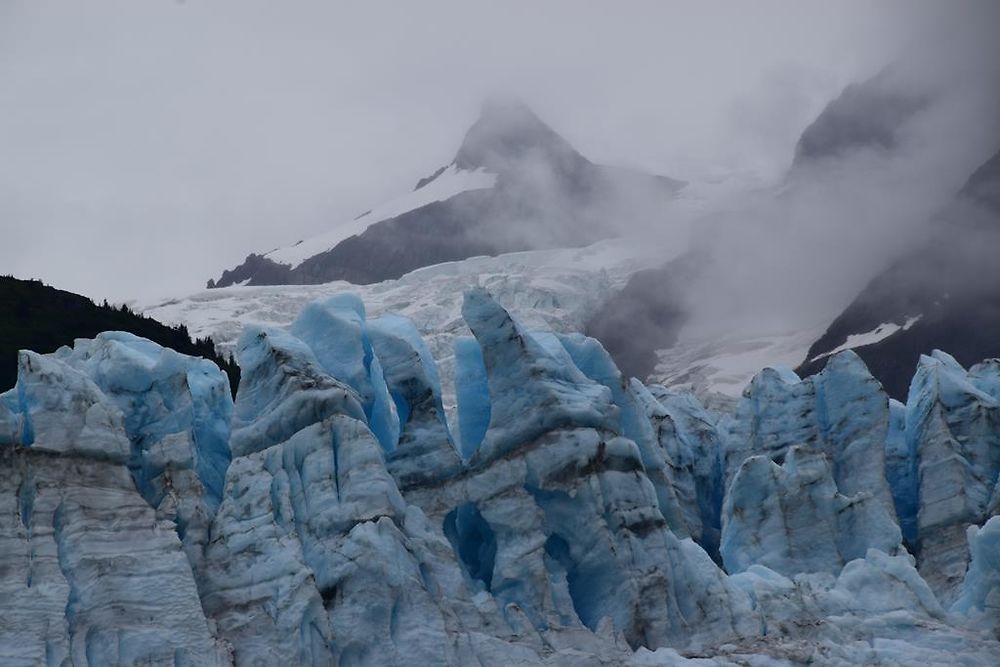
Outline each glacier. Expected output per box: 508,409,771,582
1,290,998,666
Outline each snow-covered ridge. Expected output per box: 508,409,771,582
2,291,998,665
206,100,684,288
264,165,496,269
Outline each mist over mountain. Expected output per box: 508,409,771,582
590,54,1000,397
798,148,1000,398
209,100,681,288
790,70,928,167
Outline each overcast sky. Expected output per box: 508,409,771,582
0,1,988,302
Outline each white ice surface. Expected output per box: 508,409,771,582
651,328,826,398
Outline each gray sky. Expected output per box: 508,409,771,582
0,0,983,302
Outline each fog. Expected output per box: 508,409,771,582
666,15,1000,340
569,1,1000,352
1,1,986,303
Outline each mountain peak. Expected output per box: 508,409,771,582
207,96,680,289
477,96,540,127
959,148,1000,212
791,70,928,167
453,97,587,172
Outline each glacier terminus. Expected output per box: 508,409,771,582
0,289,997,666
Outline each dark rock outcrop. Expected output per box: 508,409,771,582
791,69,927,168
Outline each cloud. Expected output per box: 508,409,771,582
584,3,1000,382
0,0,989,303
655,13,1000,338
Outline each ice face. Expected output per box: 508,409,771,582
885,398,918,544
201,415,411,664
556,332,697,540
0,452,228,665
641,385,727,561
721,446,902,576
0,340,227,665
2,294,999,665
7,350,131,462
721,350,895,517
453,334,491,459
461,287,617,464
201,314,471,665
443,292,758,650
715,547,998,667
906,350,1000,604
54,331,233,499
290,294,399,452
229,324,366,458
368,314,463,491
0,391,19,446
46,332,235,574
951,516,1000,626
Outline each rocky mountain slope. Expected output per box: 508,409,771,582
789,68,927,168
797,149,1000,398
1,289,997,665
208,99,681,289
589,69,1000,400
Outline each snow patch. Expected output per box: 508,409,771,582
809,315,922,363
